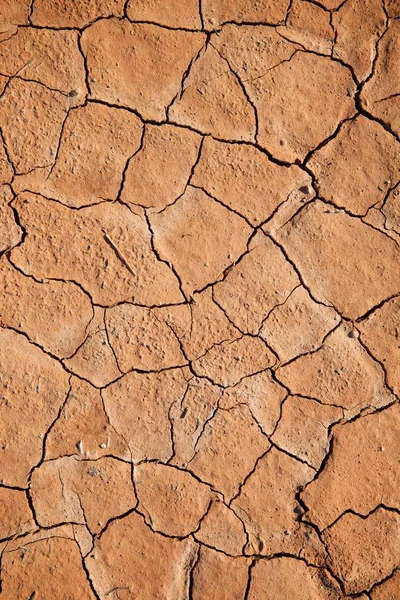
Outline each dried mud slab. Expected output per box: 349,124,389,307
102,369,188,463
202,0,290,28
169,376,222,466
324,508,400,594
308,116,400,216
220,370,287,435
272,395,342,468
278,0,334,54
45,378,129,461
0,185,22,252
194,499,247,555
134,462,213,536
191,546,249,600
157,288,241,361
63,308,122,387
150,186,252,295
1,536,97,599
371,570,400,600
10,193,183,306
121,124,202,211
0,0,30,30
42,103,143,207
81,19,205,120
302,403,400,529
0,28,87,104
0,487,34,540
188,404,271,500
0,256,93,358
214,232,299,334
248,557,342,599
276,323,394,413
169,44,257,141
105,303,186,372
358,297,400,395
192,138,312,226
32,0,125,27
0,80,70,173
126,0,202,29
30,455,136,533
260,285,340,363
86,512,197,599
361,20,400,137
332,0,386,82
274,200,400,319
0,329,69,488
232,447,315,555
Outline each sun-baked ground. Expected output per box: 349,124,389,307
0,0,399,598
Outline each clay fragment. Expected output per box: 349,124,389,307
30,456,136,534
121,124,202,211
1,536,97,599
81,19,205,121
102,369,188,463
157,288,241,361
86,512,197,599
126,0,202,29
324,508,400,594
302,403,400,529
192,137,312,226
0,328,69,487
135,462,213,536
11,193,183,306
42,103,143,207
189,404,271,500
275,200,400,319
276,323,394,413
150,186,252,295
191,546,249,600
32,0,125,27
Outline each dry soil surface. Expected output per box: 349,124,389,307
0,0,399,598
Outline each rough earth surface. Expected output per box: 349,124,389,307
0,0,399,598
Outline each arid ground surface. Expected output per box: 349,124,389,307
0,0,400,598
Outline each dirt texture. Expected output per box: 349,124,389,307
0,0,399,598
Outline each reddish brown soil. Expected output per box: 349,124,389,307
0,1,399,598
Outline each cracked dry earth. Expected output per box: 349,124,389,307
0,1,400,599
